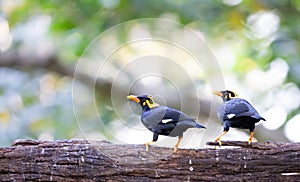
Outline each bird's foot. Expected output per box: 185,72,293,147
213,131,227,148
173,136,182,153
214,139,222,146
145,141,155,151
248,131,254,145
248,138,252,145
213,140,222,149
173,146,178,153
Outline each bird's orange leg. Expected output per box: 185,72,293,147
248,131,254,145
173,136,183,153
145,141,156,151
214,131,228,146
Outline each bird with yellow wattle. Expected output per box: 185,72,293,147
127,94,206,153
213,90,266,146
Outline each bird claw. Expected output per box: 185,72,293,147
248,131,254,145
145,141,155,151
213,140,222,149
173,147,178,153
214,139,222,146
248,139,252,145
145,143,150,151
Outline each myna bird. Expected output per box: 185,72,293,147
213,90,265,145
127,94,206,153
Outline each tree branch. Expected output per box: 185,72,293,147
0,51,114,97
0,139,299,181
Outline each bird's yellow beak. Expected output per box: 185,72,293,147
213,91,223,97
127,95,140,103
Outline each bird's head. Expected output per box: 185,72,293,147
213,90,238,102
127,95,160,110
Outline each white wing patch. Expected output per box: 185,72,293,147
227,113,236,119
162,119,173,123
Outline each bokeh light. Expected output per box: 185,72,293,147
1,0,300,147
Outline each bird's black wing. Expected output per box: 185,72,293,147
222,98,264,120
141,106,174,129
141,106,195,129
163,107,195,121
160,106,204,128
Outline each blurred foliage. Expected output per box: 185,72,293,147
1,0,300,146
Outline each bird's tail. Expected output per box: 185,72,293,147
195,123,206,129
177,120,206,129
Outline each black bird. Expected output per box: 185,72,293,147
127,95,206,152
213,90,265,145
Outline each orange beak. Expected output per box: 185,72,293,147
127,95,140,103
213,91,223,97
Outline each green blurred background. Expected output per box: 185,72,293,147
0,0,300,147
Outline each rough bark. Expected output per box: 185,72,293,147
0,140,299,181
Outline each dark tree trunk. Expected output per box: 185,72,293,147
0,139,299,181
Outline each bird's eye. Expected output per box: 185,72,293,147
148,98,153,104
231,92,237,98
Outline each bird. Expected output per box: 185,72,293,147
213,90,265,146
127,94,206,153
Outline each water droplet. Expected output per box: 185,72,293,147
244,164,247,168
155,170,159,177
189,159,192,165
139,156,146,161
243,156,246,160
50,172,53,181
81,156,85,163
189,166,194,171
